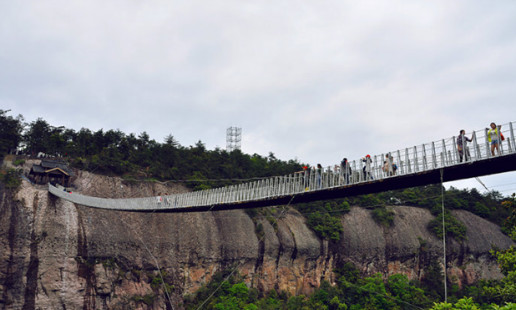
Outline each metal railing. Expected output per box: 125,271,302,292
49,121,516,211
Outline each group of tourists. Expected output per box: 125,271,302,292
360,153,397,181
457,122,504,162
299,122,506,190
300,156,376,190
298,153,401,189
156,192,179,207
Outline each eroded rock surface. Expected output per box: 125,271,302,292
0,169,513,309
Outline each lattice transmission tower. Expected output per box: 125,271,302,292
226,127,242,152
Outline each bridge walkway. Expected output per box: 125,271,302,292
49,121,516,212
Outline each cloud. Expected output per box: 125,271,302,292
1,0,516,193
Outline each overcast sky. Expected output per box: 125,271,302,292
2,1,516,195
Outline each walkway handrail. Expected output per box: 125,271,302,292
49,121,516,211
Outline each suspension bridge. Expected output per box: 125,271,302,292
49,121,516,212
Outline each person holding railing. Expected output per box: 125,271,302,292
457,129,472,162
488,122,502,156
382,154,394,176
301,165,310,191
164,193,170,206
340,158,352,184
362,155,373,180
316,164,323,189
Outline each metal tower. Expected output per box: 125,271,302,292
226,127,242,152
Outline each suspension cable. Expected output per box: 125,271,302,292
475,177,489,191
440,168,447,303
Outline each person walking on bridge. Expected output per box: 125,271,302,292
457,129,472,162
362,155,373,180
316,164,323,189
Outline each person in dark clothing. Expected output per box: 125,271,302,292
340,158,352,184
457,129,472,162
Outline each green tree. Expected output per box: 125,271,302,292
24,118,51,155
46,126,66,156
356,273,396,309
213,282,256,310
387,274,431,309
0,109,24,155
74,128,95,156
430,297,480,309
483,194,516,304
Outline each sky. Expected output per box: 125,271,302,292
1,1,516,195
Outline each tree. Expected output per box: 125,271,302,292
74,128,95,156
164,134,179,147
47,126,66,156
387,274,431,308
0,109,24,155
24,118,51,155
485,194,516,304
453,194,516,307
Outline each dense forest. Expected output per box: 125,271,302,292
1,109,515,309
0,109,302,190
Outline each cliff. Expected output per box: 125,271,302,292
0,165,514,309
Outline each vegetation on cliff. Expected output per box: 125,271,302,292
291,185,508,244
0,166,22,190
183,265,433,310
294,200,350,240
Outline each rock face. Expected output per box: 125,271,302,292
0,168,514,309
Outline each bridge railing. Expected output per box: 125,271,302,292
49,121,516,211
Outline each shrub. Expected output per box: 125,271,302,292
428,212,467,242
13,159,25,166
296,199,350,241
131,294,155,306
0,168,21,189
307,211,343,241
371,206,395,228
